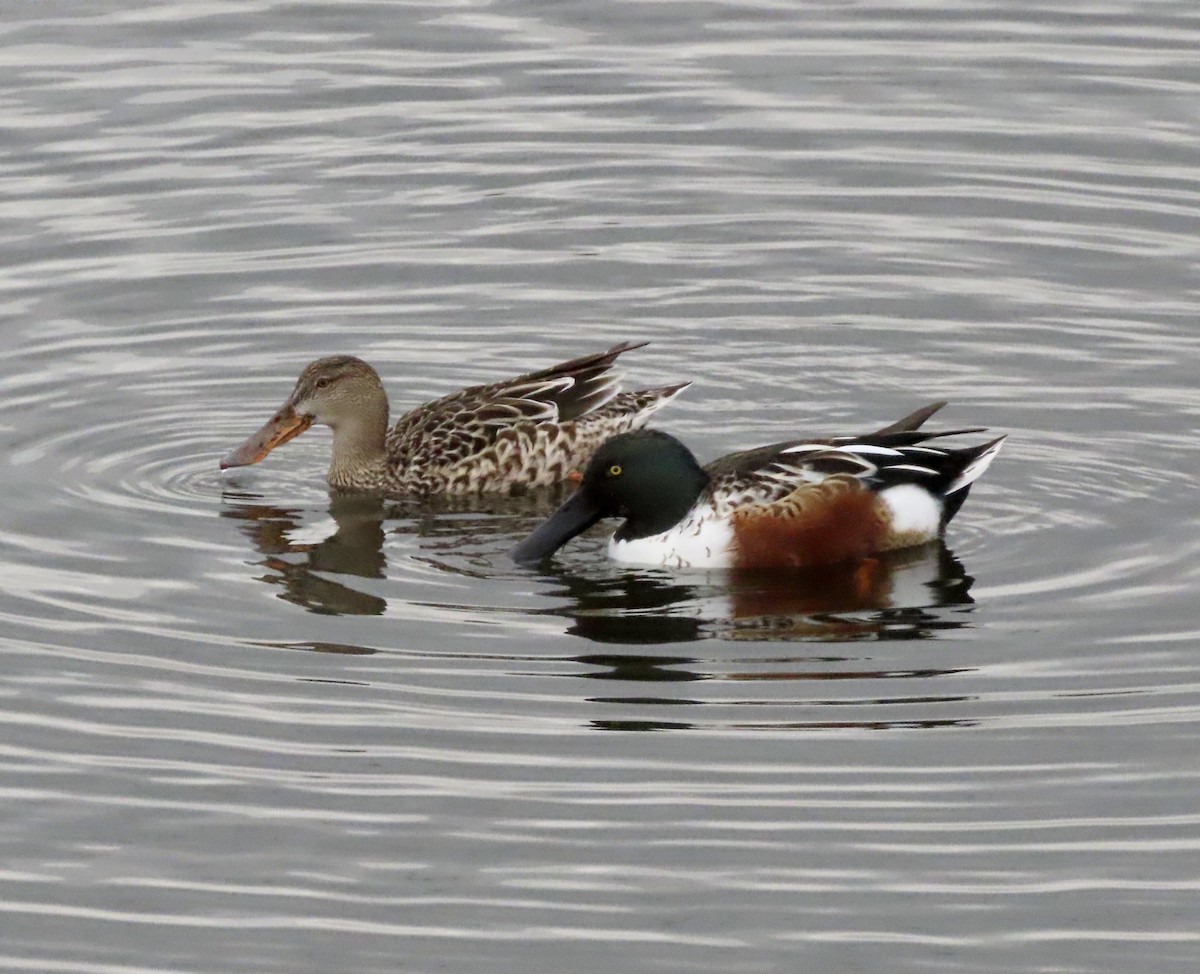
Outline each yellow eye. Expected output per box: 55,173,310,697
608,464,622,477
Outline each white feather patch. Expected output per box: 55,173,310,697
880,484,941,541
523,376,575,396
843,444,904,457
886,463,939,475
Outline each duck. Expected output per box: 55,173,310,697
510,402,1004,569
220,341,689,495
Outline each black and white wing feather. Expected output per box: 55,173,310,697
704,428,1004,518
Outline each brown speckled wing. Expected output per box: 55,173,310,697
379,343,688,494
383,344,640,463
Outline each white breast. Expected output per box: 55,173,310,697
607,506,735,569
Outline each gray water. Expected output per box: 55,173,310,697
3,2,1200,972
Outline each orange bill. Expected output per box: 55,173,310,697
220,404,313,469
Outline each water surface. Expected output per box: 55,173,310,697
3,2,1200,972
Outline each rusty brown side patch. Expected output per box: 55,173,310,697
729,475,891,569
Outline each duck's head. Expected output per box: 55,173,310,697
510,429,709,564
220,356,387,469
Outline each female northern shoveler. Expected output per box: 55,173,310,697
220,342,689,495
510,403,1004,569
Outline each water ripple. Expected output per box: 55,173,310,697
3,1,1200,972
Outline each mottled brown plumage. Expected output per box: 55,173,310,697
220,342,689,495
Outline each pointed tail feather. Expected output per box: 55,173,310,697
947,435,1005,495
577,382,692,437
610,381,692,425
872,401,947,434
501,341,654,423
514,341,648,385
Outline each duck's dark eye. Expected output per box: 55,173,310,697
608,464,622,477
315,377,331,390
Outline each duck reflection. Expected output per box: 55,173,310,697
221,490,390,616
221,486,983,731
220,485,575,615
539,543,980,731
540,541,975,645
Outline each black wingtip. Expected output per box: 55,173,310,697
605,340,651,356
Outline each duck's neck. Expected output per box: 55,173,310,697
327,395,390,488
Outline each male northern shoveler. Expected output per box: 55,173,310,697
220,342,689,495
510,402,1004,569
